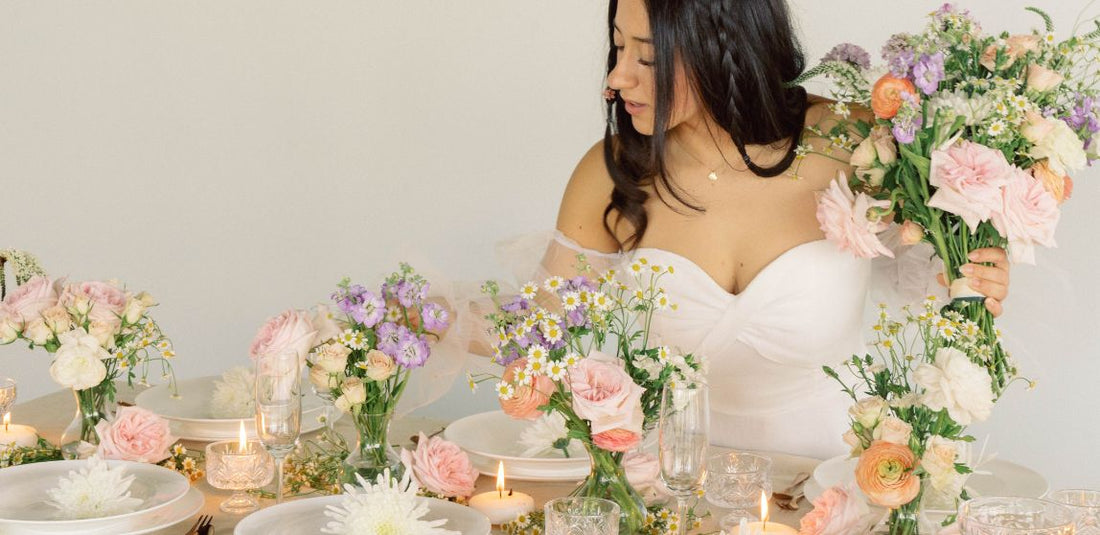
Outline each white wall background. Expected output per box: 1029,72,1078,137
2,1,1097,489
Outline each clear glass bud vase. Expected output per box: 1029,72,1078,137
571,444,647,534
342,409,404,484
59,387,114,459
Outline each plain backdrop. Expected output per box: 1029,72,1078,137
2,1,1097,489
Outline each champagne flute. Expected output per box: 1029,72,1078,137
255,351,302,504
658,381,709,535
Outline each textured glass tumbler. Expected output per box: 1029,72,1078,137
960,497,1076,535
704,451,773,530
545,497,620,535
1050,489,1100,535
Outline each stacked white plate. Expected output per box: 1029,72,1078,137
235,495,490,535
0,460,202,534
135,375,334,441
805,454,1049,518
444,411,591,482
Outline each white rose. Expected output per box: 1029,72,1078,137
920,435,962,493
122,291,156,324
364,349,397,381
87,319,118,349
341,377,366,405
849,397,888,430
857,167,886,187
65,294,93,317
872,416,912,445
870,125,898,165
914,347,994,425
850,137,877,168
24,317,54,345
334,394,353,414
313,343,351,373
50,329,110,389
1025,114,1088,176
41,305,73,333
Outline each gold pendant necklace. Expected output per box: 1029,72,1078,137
674,137,725,182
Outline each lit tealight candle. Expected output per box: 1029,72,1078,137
0,413,37,448
468,461,534,525
738,490,798,535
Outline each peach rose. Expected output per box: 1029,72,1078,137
1031,160,1070,204
872,416,913,446
40,305,72,333
2,276,60,322
855,440,920,508
1026,64,1064,92
400,432,479,498
980,35,1040,71
312,343,351,373
250,308,318,363
364,349,398,381
500,358,554,420
800,483,873,535
0,303,22,344
95,406,175,463
871,74,918,119
567,358,644,434
60,281,127,325
592,428,642,453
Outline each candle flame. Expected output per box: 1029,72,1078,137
760,489,769,525
2,413,8,432
238,420,247,452
496,461,505,497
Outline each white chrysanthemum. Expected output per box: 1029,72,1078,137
46,456,143,519
914,347,994,425
322,469,459,535
930,89,995,126
518,412,585,458
209,366,255,418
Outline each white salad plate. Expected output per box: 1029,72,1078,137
0,460,191,533
806,454,1048,514
234,495,491,535
135,375,335,441
444,411,591,481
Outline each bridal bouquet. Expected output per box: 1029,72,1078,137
0,276,176,458
302,264,450,483
478,256,704,533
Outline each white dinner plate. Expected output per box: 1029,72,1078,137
234,495,491,535
135,375,335,441
444,411,590,481
806,455,1048,514
0,487,203,535
0,460,190,531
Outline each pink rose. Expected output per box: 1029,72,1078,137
59,281,127,325
400,432,479,498
592,428,641,452
799,483,872,535
816,174,894,259
2,276,60,322
567,358,644,435
250,308,318,363
990,166,1060,264
623,451,660,491
95,406,175,463
499,358,554,420
927,141,1013,232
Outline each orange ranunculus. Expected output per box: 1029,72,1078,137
855,440,920,509
870,75,918,119
1031,160,1070,204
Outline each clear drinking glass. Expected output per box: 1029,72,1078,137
0,378,16,416
255,351,302,504
705,451,773,530
544,497,620,535
658,381,709,535
1049,489,1100,535
959,497,1076,535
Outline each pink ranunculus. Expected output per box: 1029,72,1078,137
592,428,641,452
95,406,175,463
927,141,1013,232
567,358,644,435
400,432,479,498
816,174,895,259
990,166,1060,264
250,308,318,363
799,483,872,535
59,281,127,325
499,358,554,420
623,451,660,491
3,276,60,322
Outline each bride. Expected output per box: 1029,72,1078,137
539,0,1012,458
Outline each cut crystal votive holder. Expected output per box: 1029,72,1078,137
205,440,275,514
960,497,1076,535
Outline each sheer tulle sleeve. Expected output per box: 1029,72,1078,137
868,226,949,315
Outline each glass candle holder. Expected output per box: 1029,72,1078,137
1049,489,1100,535
960,497,1076,535
205,439,275,513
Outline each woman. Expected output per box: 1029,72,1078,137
546,0,1010,458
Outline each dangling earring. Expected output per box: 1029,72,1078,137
603,87,617,102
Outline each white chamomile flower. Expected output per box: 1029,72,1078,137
156,340,171,351
527,344,548,361
521,316,537,333
338,329,357,346
466,372,478,393
384,306,402,323
629,262,643,276
322,469,459,535
634,289,646,301
520,282,538,300
496,381,515,400
350,332,367,350
1044,32,1056,45
654,291,671,310
541,323,563,344
830,101,851,119
590,291,611,311
988,120,1007,137
544,276,564,293
526,356,548,375
657,346,671,362
513,368,533,386
547,361,567,381
561,292,582,311
564,352,582,367
496,329,509,344
995,101,1009,116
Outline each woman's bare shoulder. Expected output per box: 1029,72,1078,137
555,139,621,253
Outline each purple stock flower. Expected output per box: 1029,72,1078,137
882,33,916,77
395,333,430,368
501,296,531,314
376,322,406,357
566,276,597,293
565,308,588,328
1064,95,1099,133
421,302,450,332
912,53,945,95
822,43,872,70
892,93,923,144
357,291,386,328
